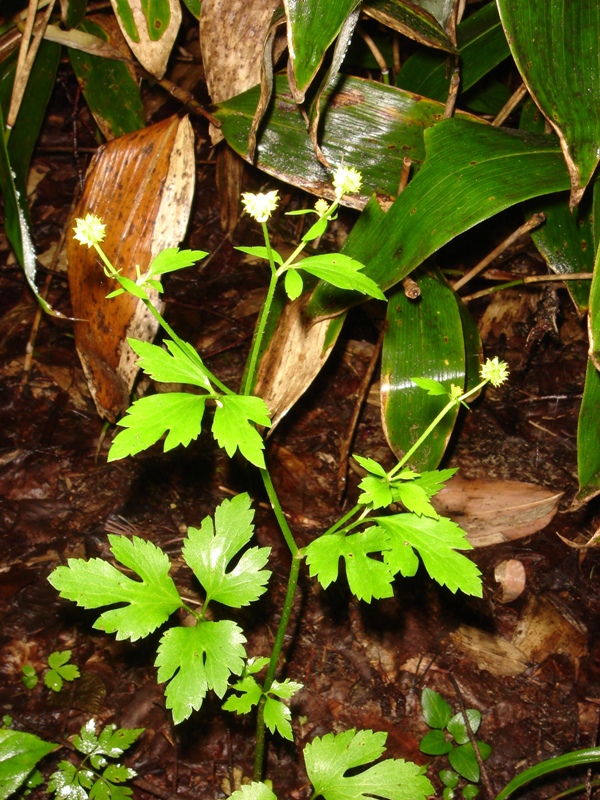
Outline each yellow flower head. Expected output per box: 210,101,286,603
314,198,330,218
332,164,362,201
73,214,106,248
480,356,509,387
241,190,279,223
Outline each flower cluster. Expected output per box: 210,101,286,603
73,213,106,248
241,190,279,223
480,356,509,387
332,164,362,201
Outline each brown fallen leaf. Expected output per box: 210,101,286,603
254,297,344,430
449,625,529,677
67,115,196,421
433,475,563,547
494,559,527,603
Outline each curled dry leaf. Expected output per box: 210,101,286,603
67,115,195,421
432,476,563,547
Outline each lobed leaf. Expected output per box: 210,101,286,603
304,728,433,800
183,493,271,608
376,514,482,596
212,395,271,468
305,529,394,602
108,393,207,461
48,536,182,641
156,621,247,724
263,697,293,741
129,338,212,389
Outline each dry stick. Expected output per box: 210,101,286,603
492,82,528,127
453,212,546,292
7,0,57,129
357,26,390,83
443,62,461,119
462,271,593,302
136,67,222,128
336,327,384,504
448,673,494,800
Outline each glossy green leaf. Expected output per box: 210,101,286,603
495,747,600,800
284,0,361,99
576,359,600,506
397,2,510,102
307,118,571,320
589,240,600,370
447,709,481,744
381,267,466,470
180,0,200,18
364,0,457,53
420,730,453,756
61,0,87,28
215,73,457,208
0,730,58,799
421,687,452,729
448,741,491,782
69,19,145,139
497,0,600,206
521,100,593,313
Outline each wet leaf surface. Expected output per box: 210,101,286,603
1,70,600,800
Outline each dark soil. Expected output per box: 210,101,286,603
2,61,600,800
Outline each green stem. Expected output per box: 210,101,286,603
243,222,278,396
322,503,361,536
253,551,303,782
389,379,487,478
261,467,298,557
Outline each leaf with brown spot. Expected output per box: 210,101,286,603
67,115,196,421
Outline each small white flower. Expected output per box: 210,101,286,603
314,198,330,217
73,213,106,248
480,356,509,387
332,165,362,201
241,190,279,223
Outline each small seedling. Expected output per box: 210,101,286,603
420,687,492,799
22,651,80,693
47,719,143,800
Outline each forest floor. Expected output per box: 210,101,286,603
1,59,600,800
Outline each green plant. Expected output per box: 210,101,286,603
0,717,142,800
495,747,600,800
419,688,492,799
22,650,81,693
47,183,508,793
47,719,143,800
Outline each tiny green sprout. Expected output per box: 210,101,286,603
242,190,279,223
480,356,509,387
44,650,80,692
22,664,38,690
73,213,106,248
332,164,362,200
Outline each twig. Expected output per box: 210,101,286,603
443,62,460,119
398,156,411,195
336,328,384,504
357,26,390,83
448,674,494,800
453,212,546,291
461,271,593,302
7,0,57,130
493,82,528,127
136,67,221,127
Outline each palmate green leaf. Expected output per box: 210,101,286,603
182,493,271,608
229,783,277,800
353,455,388,478
304,728,433,800
412,469,457,498
298,254,386,300
357,475,393,509
48,536,182,641
156,621,247,724
212,395,271,468
222,675,263,715
305,529,394,602
108,393,207,461
392,482,438,518
146,248,208,279
0,729,58,799
375,514,482,596
129,339,212,389
263,697,293,741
